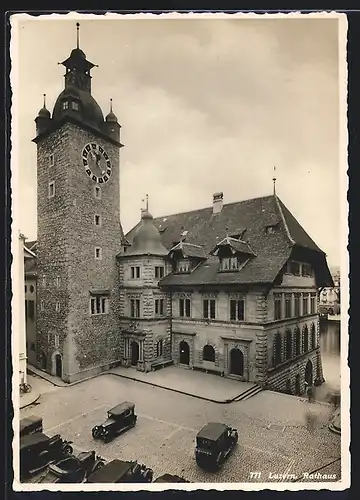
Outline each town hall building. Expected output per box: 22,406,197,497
24,27,334,396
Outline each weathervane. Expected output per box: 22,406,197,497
76,22,80,49
272,166,277,196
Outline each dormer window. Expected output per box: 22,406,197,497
177,260,190,273
220,256,238,271
71,101,79,111
62,101,69,110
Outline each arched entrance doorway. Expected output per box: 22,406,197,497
305,359,313,385
55,354,62,378
179,340,190,365
229,348,244,376
130,341,139,366
295,374,301,395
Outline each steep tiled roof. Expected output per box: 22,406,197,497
126,194,331,287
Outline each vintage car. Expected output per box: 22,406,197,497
20,432,73,480
36,450,105,483
86,459,153,483
20,415,43,438
92,402,137,443
195,422,238,472
153,473,190,483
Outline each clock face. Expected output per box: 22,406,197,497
81,143,112,183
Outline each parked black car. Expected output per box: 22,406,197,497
195,422,238,472
154,473,190,483
20,432,73,480
92,402,137,443
36,450,105,483
87,459,153,483
20,415,43,438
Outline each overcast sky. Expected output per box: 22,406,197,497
12,14,344,267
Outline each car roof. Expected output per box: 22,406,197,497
87,460,135,483
154,474,189,483
197,422,228,440
20,432,50,448
108,401,135,416
20,415,42,428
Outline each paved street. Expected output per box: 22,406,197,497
20,374,341,483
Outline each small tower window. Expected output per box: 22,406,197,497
94,186,101,200
94,214,101,226
56,276,61,288
49,154,54,167
54,334,60,349
48,181,55,198
55,301,61,312
40,300,45,311
95,247,102,260
62,101,69,110
71,101,79,111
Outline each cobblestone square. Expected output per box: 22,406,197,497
20,374,341,484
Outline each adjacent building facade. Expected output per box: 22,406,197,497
24,31,334,394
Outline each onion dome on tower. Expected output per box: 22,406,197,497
104,98,121,142
127,198,168,257
35,94,51,135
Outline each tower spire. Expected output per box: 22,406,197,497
110,98,113,112
76,22,80,49
272,166,277,196
43,93,46,107
146,194,149,211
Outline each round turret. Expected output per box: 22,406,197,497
35,94,51,135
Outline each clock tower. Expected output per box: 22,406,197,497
33,24,126,382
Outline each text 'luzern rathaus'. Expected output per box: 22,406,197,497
24,26,334,396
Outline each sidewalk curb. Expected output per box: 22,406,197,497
108,372,258,404
28,365,260,405
27,366,100,388
20,392,41,409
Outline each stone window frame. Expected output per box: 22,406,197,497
94,185,101,200
229,294,246,322
285,329,292,360
273,331,282,366
90,296,109,316
128,294,141,318
294,326,301,356
130,266,141,279
40,300,45,311
274,292,282,320
56,276,61,288
310,292,317,314
154,297,165,317
303,293,309,315
303,324,309,352
179,297,191,318
156,338,164,358
54,334,60,349
94,214,102,227
49,153,55,167
155,266,165,279
310,322,317,349
71,101,79,111
55,301,61,312
94,247,102,260
62,100,69,110
48,181,55,199
284,293,292,318
202,297,217,320
202,343,216,362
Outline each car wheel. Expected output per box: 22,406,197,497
94,461,105,472
92,427,101,440
63,444,73,455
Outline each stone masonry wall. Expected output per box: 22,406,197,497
36,122,124,382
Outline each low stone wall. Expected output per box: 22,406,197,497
267,349,323,394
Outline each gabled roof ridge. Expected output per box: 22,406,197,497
153,194,275,222
273,195,295,246
182,242,205,249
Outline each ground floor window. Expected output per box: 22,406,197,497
156,339,163,357
203,344,215,362
203,298,216,319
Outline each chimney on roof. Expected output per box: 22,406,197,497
213,192,224,214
